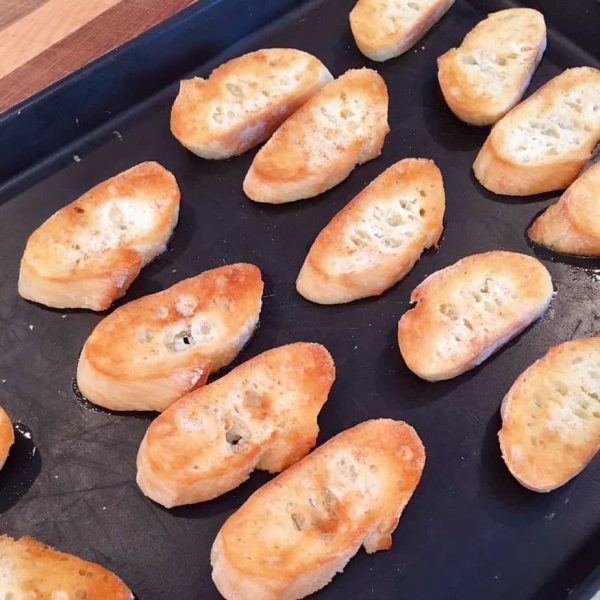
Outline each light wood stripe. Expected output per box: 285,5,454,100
0,0,47,31
0,0,195,113
0,0,124,79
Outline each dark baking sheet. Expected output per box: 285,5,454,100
0,0,599,598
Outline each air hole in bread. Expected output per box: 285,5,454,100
439,303,458,320
480,278,492,294
164,328,195,352
243,389,262,408
322,486,339,509
581,387,599,401
291,512,306,531
226,83,243,98
137,327,154,344
225,418,250,453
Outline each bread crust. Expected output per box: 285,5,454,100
350,0,455,62
397,251,553,381
211,419,425,600
473,67,600,195
136,343,335,508
243,68,389,204
77,263,263,412
499,338,600,492
170,48,333,159
0,534,132,599
437,8,546,125
296,158,445,304
0,406,14,471
18,162,180,310
528,161,600,255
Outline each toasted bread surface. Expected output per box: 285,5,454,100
397,251,553,381
473,67,600,195
211,419,425,600
528,161,600,255
437,8,546,125
499,338,600,492
77,263,263,412
0,406,14,471
18,162,180,311
350,0,455,62
243,68,389,203
171,48,333,159
0,534,133,599
296,158,445,304
137,343,335,508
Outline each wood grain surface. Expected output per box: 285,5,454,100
0,0,196,113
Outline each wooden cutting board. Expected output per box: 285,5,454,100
0,0,195,113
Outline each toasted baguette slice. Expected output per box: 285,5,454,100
528,161,600,256
350,0,454,62
398,251,553,381
137,343,335,508
77,264,263,412
243,68,389,203
0,406,14,471
437,8,546,126
171,49,333,159
296,158,445,304
211,419,424,600
19,162,180,311
499,338,600,492
473,67,600,195
0,534,132,599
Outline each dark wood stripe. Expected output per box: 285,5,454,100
0,0,195,112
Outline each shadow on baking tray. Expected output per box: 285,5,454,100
0,422,41,513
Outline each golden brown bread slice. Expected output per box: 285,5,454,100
77,263,263,412
170,48,333,159
0,406,14,471
0,534,132,599
473,67,600,195
499,338,600,492
211,419,425,600
243,68,389,203
350,0,455,62
528,161,600,256
397,251,553,381
19,162,180,311
437,8,546,125
137,343,335,508
296,158,445,304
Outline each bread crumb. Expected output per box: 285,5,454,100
28,324,34,331
73,154,81,162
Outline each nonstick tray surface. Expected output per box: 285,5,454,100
0,0,598,598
